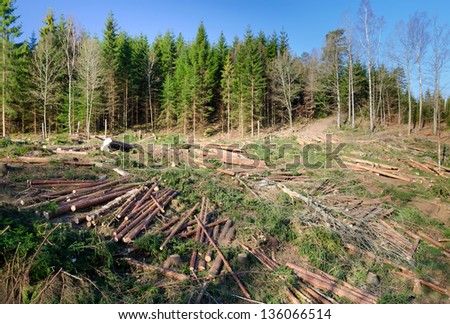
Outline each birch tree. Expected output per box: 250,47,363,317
77,35,102,139
31,33,61,139
430,18,449,135
409,12,430,129
269,50,301,131
357,0,383,133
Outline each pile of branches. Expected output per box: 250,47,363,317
278,184,413,264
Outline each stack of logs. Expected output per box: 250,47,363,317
242,244,378,304
153,197,237,278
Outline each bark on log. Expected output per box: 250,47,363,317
124,257,190,281
208,254,223,277
223,227,236,246
163,254,183,268
159,202,200,250
346,163,412,182
343,157,399,170
43,188,132,219
85,187,141,222
218,219,233,243
417,231,450,253
195,216,251,299
285,262,377,304
180,218,228,238
0,157,50,164
119,190,177,242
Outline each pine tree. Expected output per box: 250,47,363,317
130,34,149,126
0,0,21,136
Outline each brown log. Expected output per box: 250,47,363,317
380,207,395,219
159,202,200,250
115,186,147,219
417,231,450,254
438,239,450,243
0,157,50,164
52,150,87,155
150,193,165,213
346,162,412,182
392,270,449,296
343,156,399,170
403,159,436,174
163,254,183,268
154,217,180,233
118,190,176,242
28,179,95,186
189,198,207,271
180,218,228,238
286,262,377,304
63,160,95,166
198,258,207,271
208,254,223,277
285,288,301,304
410,237,421,257
195,215,251,300
86,187,141,222
213,223,220,240
124,257,190,281
218,219,233,243
223,227,236,246
216,168,235,176
43,188,132,219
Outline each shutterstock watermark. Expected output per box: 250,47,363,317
102,133,347,170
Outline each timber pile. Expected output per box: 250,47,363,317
123,198,251,300
242,244,378,304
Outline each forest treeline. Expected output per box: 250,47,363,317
0,0,449,138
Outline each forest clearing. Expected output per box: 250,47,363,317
0,0,449,305
0,116,448,304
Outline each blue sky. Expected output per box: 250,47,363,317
15,0,450,95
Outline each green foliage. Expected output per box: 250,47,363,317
378,291,412,304
295,227,346,277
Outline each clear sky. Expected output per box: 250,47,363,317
14,0,450,95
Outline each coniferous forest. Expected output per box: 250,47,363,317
0,0,449,139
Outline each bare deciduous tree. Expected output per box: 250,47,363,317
269,50,301,131
409,12,430,129
388,21,413,133
429,18,449,135
77,35,102,139
31,33,61,139
357,0,383,133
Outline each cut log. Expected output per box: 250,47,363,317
195,215,251,299
119,190,177,242
218,219,233,243
43,188,132,219
0,157,50,164
159,202,200,250
417,231,450,257
223,227,236,246
285,288,301,304
208,254,223,277
346,162,412,182
286,262,377,304
179,218,228,238
237,253,248,265
85,187,141,222
163,254,183,268
216,168,235,176
154,217,179,233
52,150,87,156
343,156,399,170
124,257,190,281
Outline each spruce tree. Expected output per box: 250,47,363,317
0,0,21,136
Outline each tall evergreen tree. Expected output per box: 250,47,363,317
0,0,21,136
101,12,119,131
189,22,214,136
